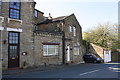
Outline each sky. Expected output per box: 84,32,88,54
34,0,118,32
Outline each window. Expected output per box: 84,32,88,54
9,32,19,44
43,45,59,56
9,45,18,58
69,26,72,32
73,27,76,36
34,10,38,18
0,0,2,15
9,0,20,19
74,47,79,56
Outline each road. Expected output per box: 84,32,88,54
2,63,120,79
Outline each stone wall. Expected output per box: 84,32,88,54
89,43,104,59
19,2,35,68
0,17,4,79
1,2,35,69
36,14,84,64
34,11,44,24
64,14,84,63
34,32,63,66
38,22,61,32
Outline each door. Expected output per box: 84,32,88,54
67,46,70,62
104,50,111,63
8,32,20,68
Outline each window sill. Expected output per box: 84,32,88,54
8,18,22,25
43,55,58,57
6,27,22,32
0,16,4,22
74,55,79,56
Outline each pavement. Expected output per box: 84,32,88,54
2,63,78,76
2,62,120,79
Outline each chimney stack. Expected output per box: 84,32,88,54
48,13,52,19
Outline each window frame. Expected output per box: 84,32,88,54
9,0,21,19
8,31,20,44
34,10,38,18
43,44,59,56
74,47,79,56
73,26,76,36
69,26,72,32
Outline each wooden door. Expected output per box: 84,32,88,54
8,32,20,68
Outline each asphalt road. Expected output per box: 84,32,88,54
3,63,120,79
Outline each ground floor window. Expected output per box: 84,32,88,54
74,47,79,56
43,44,59,56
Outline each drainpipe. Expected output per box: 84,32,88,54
32,24,36,66
0,30,2,80
61,20,65,64
1,30,2,59
62,31,65,64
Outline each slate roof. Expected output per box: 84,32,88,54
35,9,44,14
36,14,74,25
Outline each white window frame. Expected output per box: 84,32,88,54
73,26,76,36
6,28,22,32
34,10,38,18
74,47,79,56
43,45,59,56
69,26,72,32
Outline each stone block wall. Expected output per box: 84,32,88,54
89,43,104,59
34,32,63,66
1,2,35,69
34,11,44,24
64,14,84,63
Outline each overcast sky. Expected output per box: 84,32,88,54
34,0,118,32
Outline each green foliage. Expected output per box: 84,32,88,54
82,40,89,47
83,23,119,50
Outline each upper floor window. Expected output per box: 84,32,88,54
73,26,76,36
34,10,38,18
69,26,72,32
9,0,20,19
0,0,2,16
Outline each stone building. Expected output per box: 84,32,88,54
36,14,84,64
0,0,37,69
0,0,84,70
33,31,63,66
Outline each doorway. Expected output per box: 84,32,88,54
8,32,20,68
67,46,70,62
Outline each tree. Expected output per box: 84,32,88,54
83,23,119,50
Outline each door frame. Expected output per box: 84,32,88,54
8,31,20,68
67,46,70,62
